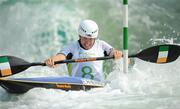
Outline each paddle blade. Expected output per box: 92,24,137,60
133,44,180,64
0,56,30,77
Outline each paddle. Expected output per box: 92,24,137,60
0,44,179,77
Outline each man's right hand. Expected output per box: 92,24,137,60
45,58,55,68
44,54,66,68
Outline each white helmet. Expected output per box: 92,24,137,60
78,19,99,38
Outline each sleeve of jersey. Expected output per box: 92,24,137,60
58,43,74,56
101,40,113,56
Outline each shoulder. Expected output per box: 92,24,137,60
96,39,109,45
64,41,79,48
59,41,79,54
96,39,112,47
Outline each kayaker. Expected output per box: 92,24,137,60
45,19,122,81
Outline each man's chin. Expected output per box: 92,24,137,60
84,46,91,50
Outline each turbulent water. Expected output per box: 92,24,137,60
0,0,180,109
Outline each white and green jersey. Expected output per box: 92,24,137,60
59,39,113,81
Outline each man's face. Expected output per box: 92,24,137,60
80,36,95,50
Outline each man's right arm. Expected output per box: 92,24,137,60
44,53,66,68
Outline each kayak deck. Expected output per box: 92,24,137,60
0,77,105,94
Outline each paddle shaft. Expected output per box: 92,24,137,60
30,54,139,67
30,56,115,67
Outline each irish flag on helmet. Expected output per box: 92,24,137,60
0,57,12,76
157,45,169,63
